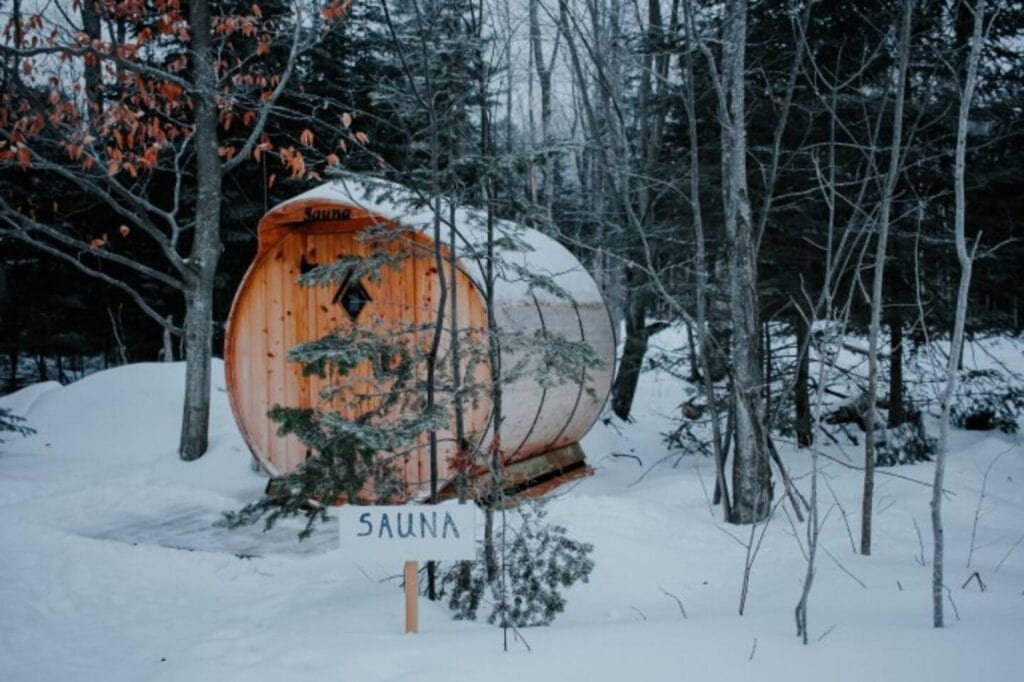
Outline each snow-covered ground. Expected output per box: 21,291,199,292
1,338,1022,682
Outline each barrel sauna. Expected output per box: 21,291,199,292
224,176,616,497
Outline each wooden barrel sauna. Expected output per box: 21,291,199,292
224,176,616,497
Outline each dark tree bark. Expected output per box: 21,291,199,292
888,315,906,427
795,315,812,447
611,267,650,421
178,0,223,461
5,350,17,391
80,1,104,118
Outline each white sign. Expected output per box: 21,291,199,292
335,504,477,563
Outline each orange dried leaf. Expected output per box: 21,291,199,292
160,82,183,102
119,225,130,238
300,128,314,146
288,151,305,177
325,153,340,166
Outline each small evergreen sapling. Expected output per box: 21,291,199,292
440,500,594,627
0,408,34,445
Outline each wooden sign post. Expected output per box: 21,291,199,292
336,505,477,634
404,561,418,633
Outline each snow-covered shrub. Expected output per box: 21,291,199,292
950,369,1024,434
875,421,936,466
441,501,594,627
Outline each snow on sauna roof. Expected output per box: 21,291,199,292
263,174,603,307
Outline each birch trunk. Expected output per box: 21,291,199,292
934,0,986,628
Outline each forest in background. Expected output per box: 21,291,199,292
1,1,1019,385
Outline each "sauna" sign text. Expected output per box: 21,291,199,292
304,206,352,222
335,505,477,562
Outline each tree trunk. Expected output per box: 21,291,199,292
611,267,649,420
682,0,730,520
80,1,104,118
179,284,215,460
686,320,699,382
934,0,985,629
763,322,772,415
888,316,905,427
795,315,812,447
162,315,175,362
179,0,223,461
5,350,18,392
530,0,555,218
862,0,913,554
722,0,770,524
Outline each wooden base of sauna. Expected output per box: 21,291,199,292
439,442,590,500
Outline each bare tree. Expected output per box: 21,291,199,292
0,0,338,459
861,0,914,555
933,0,987,629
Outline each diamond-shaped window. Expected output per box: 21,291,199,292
333,274,372,321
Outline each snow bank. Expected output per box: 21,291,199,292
1,347,1023,682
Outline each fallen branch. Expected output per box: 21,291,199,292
961,571,986,592
816,450,956,495
610,452,643,467
822,544,867,589
658,586,688,619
